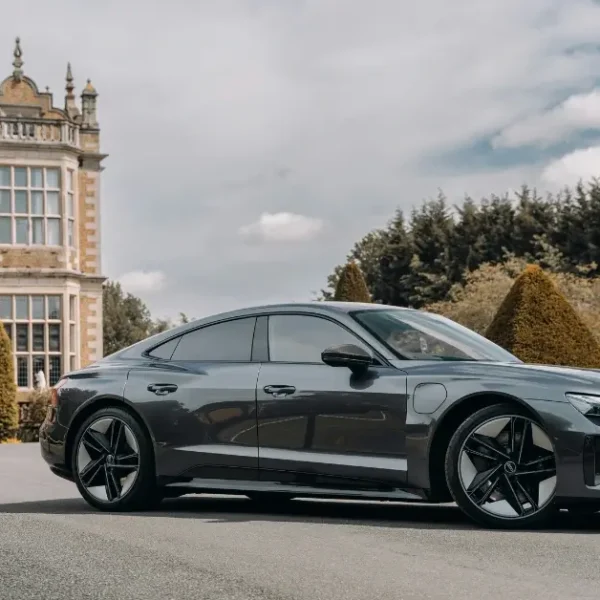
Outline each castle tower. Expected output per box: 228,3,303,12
0,38,107,394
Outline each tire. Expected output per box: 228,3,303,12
71,407,161,512
445,403,557,529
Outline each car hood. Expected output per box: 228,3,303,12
390,358,600,388
495,362,600,384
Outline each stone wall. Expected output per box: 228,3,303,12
79,290,102,366
0,247,65,269
78,168,101,276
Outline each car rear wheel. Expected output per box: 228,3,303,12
445,403,557,529
72,407,162,512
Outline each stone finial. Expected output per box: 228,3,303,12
64,62,80,117
81,78,98,127
66,62,74,96
82,79,97,96
12,37,23,82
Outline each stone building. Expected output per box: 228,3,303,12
0,38,106,394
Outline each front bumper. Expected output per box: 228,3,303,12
529,398,600,504
39,407,71,480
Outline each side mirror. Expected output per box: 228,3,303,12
321,344,373,373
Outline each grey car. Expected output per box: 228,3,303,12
40,302,600,529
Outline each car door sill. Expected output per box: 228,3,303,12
164,478,425,501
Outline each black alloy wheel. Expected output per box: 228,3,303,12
72,407,162,511
445,403,557,529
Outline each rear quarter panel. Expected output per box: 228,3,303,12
57,364,133,464
57,363,131,430
40,363,131,472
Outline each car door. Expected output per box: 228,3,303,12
255,313,409,491
124,316,261,482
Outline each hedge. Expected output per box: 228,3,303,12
0,322,17,442
486,264,600,368
333,261,371,303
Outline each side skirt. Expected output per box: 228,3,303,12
163,478,427,502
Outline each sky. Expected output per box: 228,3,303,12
3,0,600,321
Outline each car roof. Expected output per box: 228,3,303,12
234,301,408,314
203,301,415,321
107,301,413,360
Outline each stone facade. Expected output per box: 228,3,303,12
0,38,107,391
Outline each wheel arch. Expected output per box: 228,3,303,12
65,395,156,472
427,391,542,503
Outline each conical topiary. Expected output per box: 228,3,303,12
0,322,17,442
485,264,600,368
333,261,371,303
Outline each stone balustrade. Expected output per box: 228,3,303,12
0,118,79,148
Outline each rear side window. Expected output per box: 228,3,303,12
170,317,256,362
148,337,180,360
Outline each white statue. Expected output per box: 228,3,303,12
35,369,47,389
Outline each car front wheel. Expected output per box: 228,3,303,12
71,407,162,512
445,403,557,529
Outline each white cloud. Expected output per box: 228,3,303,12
541,146,600,187
239,212,323,243
4,0,600,319
493,89,600,148
117,270,166,294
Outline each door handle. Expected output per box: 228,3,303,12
263,384,296,397
148,383,178,396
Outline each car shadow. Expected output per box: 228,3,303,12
1,495,599,533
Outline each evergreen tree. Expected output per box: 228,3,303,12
376,210,414,306
103,281,156,356
322,177,600,309
425,248,600,340
402,195,454,306
552,182,592,272
333,261,371,302
320,229,387,300
512,186,557,257
486,265,600,368
0,322,18,443
448,197,486,279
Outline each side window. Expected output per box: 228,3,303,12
171,317,256,362
268,314,369,363
149,337,181,360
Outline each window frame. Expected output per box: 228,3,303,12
68,294,77,372
263,312,386,366
147,336,181,361
146,316,259,363
0,165,63,247
0,293,64,388
66,168,75,248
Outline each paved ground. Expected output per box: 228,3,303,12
2,445,600,600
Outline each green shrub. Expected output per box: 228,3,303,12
333,261,371,303
18,388,52,443
485,264,600,368
0,322,17,443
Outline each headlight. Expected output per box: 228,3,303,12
566,393,600,416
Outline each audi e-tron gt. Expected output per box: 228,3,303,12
40,302,600,529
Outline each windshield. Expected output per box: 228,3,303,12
352,309,521,363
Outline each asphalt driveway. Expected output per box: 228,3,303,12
2,443,600,600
